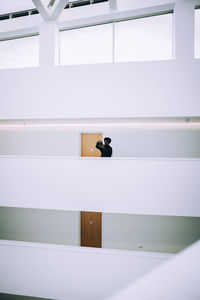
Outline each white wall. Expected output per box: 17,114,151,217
0,126,80,156
0,240,172,300
102,213,200,253
0,0,198,120
107,127,200,158
1,207,199,253
0,61,199,120
0,207,80,246
0,156,199,217
0,125,200,157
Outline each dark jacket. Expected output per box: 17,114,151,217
96,142,112,157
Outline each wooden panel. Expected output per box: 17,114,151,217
81,133,103,157
81,211,102,248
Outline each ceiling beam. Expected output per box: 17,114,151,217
32,0,69,21
49,0,69,20
32,0,50,21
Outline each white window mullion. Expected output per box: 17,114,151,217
112,21,115,63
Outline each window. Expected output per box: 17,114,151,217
60,23,113,65
60,12,173,66
195,7,200,58
0,35,39,69
114,13,173,62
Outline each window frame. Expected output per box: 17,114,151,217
59,10,174,66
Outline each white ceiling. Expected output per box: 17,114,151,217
0,0,36,15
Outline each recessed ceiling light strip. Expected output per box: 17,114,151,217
0,122,200,128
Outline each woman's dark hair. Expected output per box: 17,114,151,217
104,137,112,144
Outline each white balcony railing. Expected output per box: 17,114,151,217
0,156,199,216
107,240,200,300
0,239,172,299
0,61,200,120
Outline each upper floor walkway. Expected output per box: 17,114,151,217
0,155,199,217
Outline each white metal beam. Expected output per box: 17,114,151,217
173,0,195,61
32,0,69,21
32,0,50,21
49,0,69,20
109,0,117,10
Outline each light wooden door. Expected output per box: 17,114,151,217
81,211,102,248
81,134,102,248
81,133,103,157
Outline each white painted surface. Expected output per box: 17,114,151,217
0,208,80,246
102,213,200,253
173,0,194,60
195,8,200,58
107,240,200,300
0,60,199,119
39,21,60,67
0,126,80,156
0,0,35,15
0,15,40,41
0,156,199,216
0,240,172,299
0,0,175,40
1,207,199,253
0,0,199,119
0,0,175,36
59,0,174,29
0,125,200,157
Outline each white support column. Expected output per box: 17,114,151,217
109,0,117,11
173,0,195,61
39,21,60,67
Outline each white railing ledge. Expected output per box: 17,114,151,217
0,239,173,259
0,155,199,216
0,155,200,161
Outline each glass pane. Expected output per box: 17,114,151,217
60,23,113,65
0,35,39,69
195,8,200,58
115,14,173,62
